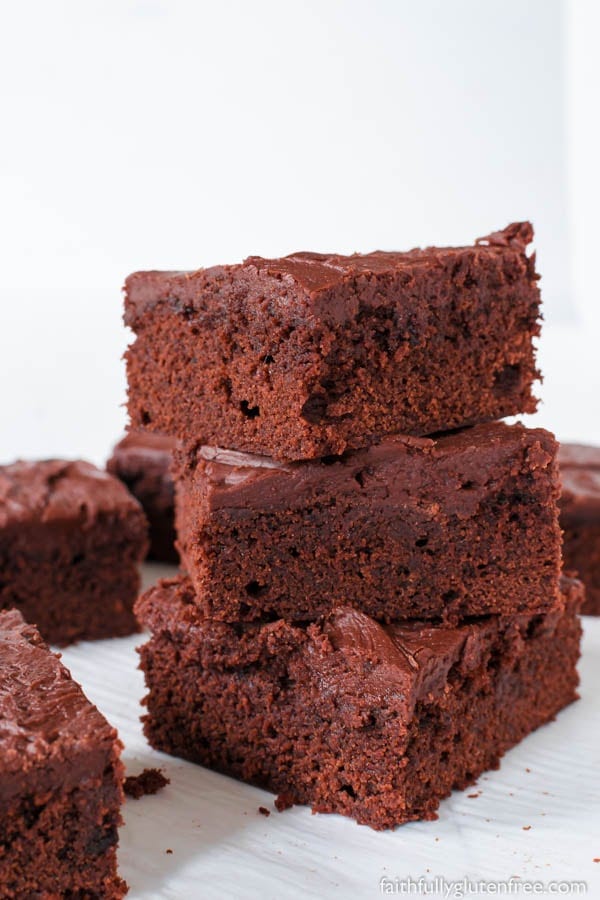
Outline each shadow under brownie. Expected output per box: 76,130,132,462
125,222,540,461
174,421,562,623
0,458,148,645
136,574,581,831
0,609,126,897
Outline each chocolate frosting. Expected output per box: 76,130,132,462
125,222,534,325
559,442,600,470
245,222,534,292
559,443,600,522
323,607,467,706
115,431,176,461
0,458,143,529
0,610,117,773
138,572,579,726
187,421,556,517
475,221,533,250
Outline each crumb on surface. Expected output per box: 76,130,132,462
166,848,173,855
523,825,531,831
124,767,170,799
594,858,599,863
258,806,271,817
275,792,295,812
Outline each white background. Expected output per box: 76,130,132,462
1,0,598,465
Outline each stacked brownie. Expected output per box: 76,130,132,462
126,222,581,829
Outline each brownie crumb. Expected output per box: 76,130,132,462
522,825,531,831
275,792,295,812
166,848,173,855
258,806,271,817
593,858,599,863
124,768,170,799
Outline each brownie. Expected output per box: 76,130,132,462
559,443,600,614
107,431,177,564
0,609,126,897
0,459,148,645
125,222,540,461
136,574,581,831
174,421,562,623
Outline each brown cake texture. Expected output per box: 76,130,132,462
125,222,540,461
0,458,148,645
559,442,600,614
108,431,178,564
0,609,126,898
174,422,562,623
136,574,581,831
123,768,170,800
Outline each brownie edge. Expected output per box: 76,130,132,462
125,222,540,460
0,458,148,645
559,442,600,614
174,421,562,622
107,431,177,564
0,609,126,897
136,574,581,830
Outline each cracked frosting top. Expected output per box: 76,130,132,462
125,222,536,325
0,458,143,529
0,610,117,773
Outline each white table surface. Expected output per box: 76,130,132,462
60,562,600,900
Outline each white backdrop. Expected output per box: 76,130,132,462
1,0,596,465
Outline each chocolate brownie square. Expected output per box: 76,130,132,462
125,222,540,460
136,574,581,831
174,421,562,622
0,459,148,645
0,609,126,897
107,431,177,564
559,442,600,614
